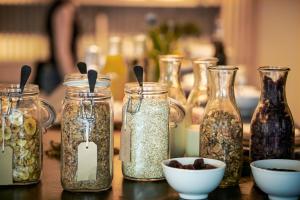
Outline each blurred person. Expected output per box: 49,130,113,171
34,0,79,94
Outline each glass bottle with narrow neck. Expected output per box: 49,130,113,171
159,55,186,158
101,36,128,101
200,66,243,188
185,57,218,157
250,67,294,162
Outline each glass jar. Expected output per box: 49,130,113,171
159,55,187,158
0,84,55,185
121,82,185,181
250,67,294,161
185,57,218,157
200,66,243,188
61,74,113,192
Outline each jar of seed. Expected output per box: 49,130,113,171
199,66,243,188
120,82,185,181
0,84,55,185
61,74,113,192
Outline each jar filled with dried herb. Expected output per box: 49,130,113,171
120,82,185,181
250,67,294,162
200,66,243,188
0,84,56,185
61,74,113,192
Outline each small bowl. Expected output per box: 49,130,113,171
162,157,225,200
250,159,300,200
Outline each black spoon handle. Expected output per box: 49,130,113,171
88,70,97,93
133,65,143,88
77,62,87,74
20,65,32,93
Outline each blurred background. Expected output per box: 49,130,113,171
0,0,299,125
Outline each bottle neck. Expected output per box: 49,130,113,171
159,59,182,87
208,68,236,101
259,69,288,106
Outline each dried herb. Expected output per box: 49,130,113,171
122,98,169,180
1,112,41,183
200,110,243,187
250,75,294,161
61,101,112,191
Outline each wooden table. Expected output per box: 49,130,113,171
0,128,271,200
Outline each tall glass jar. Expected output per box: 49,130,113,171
121,82,185,181
61,74,113,192
250,67,294,161
159,55,187,158
0,84,55,185
185,57,218,157
200,66,243,188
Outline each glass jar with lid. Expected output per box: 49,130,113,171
61,73,113,192
199,66,243,188
159,55,187,158
120,82,185,181
0,84,56,185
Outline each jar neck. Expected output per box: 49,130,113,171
159,57,182,87
192,60,218,91
259,67,289,105
208,67,237,101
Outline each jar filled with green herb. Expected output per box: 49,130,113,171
199,66,243,187
120,82,185,181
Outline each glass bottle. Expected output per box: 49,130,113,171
159,55,187,158
250,67,294,161
102,36,128,101
185,57,218,157
61,74,113,192
0,84,55,185
200,66,243,188
121,82,185,181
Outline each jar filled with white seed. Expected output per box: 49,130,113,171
120,82,185,181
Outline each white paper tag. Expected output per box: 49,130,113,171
120,126,131,162
76,142,97,181
0,146,13,185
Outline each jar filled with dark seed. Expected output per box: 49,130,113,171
61,74,113,192
250,67,295,162
200,66,243,188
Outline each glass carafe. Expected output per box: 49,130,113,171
61,74,113,192
250,67,294,161
200,66,243,188
121,82,185,181
0,84,55,185
185,57,218,157
159,55,186,158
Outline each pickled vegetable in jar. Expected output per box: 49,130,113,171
61,73,113,192
0,84,55,185
199,66,243,188
250,67,294,161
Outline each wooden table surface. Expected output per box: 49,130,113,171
0,128,272,200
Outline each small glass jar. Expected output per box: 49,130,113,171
200,66,243,188
0,84,55,185
159,55,187,158
121,82,185,181
250,67,294,161
61,74,113,192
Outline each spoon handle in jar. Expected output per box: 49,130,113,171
77,62,87,74
133,65,143,88
88,70,97,93
19,65,31,94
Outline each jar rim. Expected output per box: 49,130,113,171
159,54,184,62
125,82,168,94
208,65,238,71
63,73,111,88
258,66,290,71
192,57,219,64
0,84,39,96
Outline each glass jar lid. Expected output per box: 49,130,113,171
0,84,39,96
125,82,168,95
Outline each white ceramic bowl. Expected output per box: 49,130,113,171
250,159,300,200
162,157,225,200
